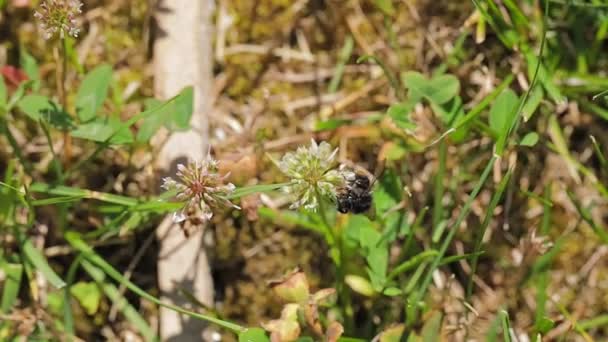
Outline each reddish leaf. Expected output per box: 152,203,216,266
1,66,29,89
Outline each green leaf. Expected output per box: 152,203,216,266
71,121,113,141
76,64,113,122
169,86,194,129
0,75,6,106
314,118,351,132
17,95,74,129
1,263,23,313
519,132,539,147
522,84,544,122
535,316,555,335
421,312,443,342
7,80,33,110
71,116,133,144
524,52,564,105
374,169,402,212
386,101,417,131
402,71,460,105
105,116,134,144
0,161,19,221
374,0,395,16
431,96,464,126
17,95,56,121
239,328,270,342
345,215,388,290
70,281,102,315
489,89,519,136
19,234,66,289
20,48,40,91
136,87,194,141
136,114,164,142
454,75,515,130
377,325,405,342
382,287,402,297
429,97,470,142
46,289,65,315
344,274,376,297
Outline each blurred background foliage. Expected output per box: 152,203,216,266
1,0,608,341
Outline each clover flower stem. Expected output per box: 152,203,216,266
54,39,71,165
39,119,63,180
314,188,355,330
314,187,335,244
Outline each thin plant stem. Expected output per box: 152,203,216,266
409,154,496,325
40,120,63,180
1,117,33,176
432,140,447,234
55,39,72,165
466,168,512,300
314,188,354,330
65,232,245,334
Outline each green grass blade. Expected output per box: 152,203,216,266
128,201,184,213
19,232,66,289
328,36,354,93
533,185,552,334
1,263,23,313
63,255,83,336
80,260,158,341
501,310,512,342
567,191,608,244
466,168,512,299
432,140,447,234
590,135,608,172
454,75,514,130
31,196,84,206
438,251,485,266
421,311,443,342
227,182,289,199
29,183,137,206
388,250,438,280
64,231,244,333
258,207,323,233
357,55,404,100
412,155,496,323
579,314,608,330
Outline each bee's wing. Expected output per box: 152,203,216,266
369,159,386,188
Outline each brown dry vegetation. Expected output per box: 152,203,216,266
1,0,608,341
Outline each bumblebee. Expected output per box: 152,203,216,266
337,172,374,214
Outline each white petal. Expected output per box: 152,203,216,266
172,211,187,223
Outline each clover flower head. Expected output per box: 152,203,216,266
277,139,350,211
161,157,239,224
34,0,83,39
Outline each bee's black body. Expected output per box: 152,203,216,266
337,173,373,214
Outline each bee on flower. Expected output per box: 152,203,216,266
161,156,239,236
34,0,83,39
274,139,354,211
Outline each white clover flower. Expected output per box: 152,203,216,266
276,139,351,211
161,157,239,224
34,0,82,39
